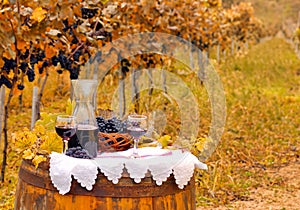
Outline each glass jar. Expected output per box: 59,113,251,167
72,79,99,157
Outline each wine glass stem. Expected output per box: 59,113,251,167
132,138,139,157
63,140,68,154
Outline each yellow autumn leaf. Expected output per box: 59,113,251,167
35,112,57,131
14,128,38,149
101,0,110,4
31,7,47,23
40,112,50,121
195,137,212,152
66,99,75,115
16,39,28,51
157,135,171,148
33,125,46,136
45,44,57,59
22,149,35,160
40,131,63,153
32,155,47,168
195,140,205,152
1,0,9,6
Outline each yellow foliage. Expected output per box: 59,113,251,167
157,135,171,148
13,112,63,168
32,155,47,168
194,137,207,152
22,149,35,160
33,125,46,136
0,0,9,6
40,132,62,153
13,128,37,149
45,44,57,59
16,40,28,52
31,7,47,23
100,0,110,4
35,112,58,131
65,99,75,115
190,136,212,156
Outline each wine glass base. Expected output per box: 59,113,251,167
129,154,141,159
129,152,140,159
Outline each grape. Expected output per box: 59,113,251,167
20,62,28,73
69,66,79,79
26,68,35,82
58,53,68,68
72,21,78,29
3,58,16,74
62,18,77,35
141,55,148,62
39,68,44,74
42,60,49,68
1,76,12,88
80,8,98,19
69,29,74,36
65,60,72,70
20,49,29,60
62,18,69,32
29,50,45,68
30,54,38,66
39,61,49,74
51,56,59,66
94,21,103,31
65,146,92,159
17,84,25,90
71,36,79,44
120,59,130,75
121,66,129,74
148,59,154,65
37,50,45,61
96,116,127,133
73,50,81,61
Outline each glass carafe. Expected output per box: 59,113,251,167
72,79,99,157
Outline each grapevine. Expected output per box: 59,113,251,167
0,0,263,182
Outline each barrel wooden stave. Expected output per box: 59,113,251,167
14,160,196,210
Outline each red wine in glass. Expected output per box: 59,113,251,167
55,115,77,153
127,114,148,158
55,126,77,139
76,124,99,158
127,127,147,139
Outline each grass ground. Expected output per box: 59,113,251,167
0,37,299,209
232,0,300,36
196,37,300,207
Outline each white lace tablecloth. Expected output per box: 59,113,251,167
49,147,208,195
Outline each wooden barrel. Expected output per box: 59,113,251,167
15,159,196,210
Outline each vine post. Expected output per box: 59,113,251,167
30,86,38,130
0,87,5,145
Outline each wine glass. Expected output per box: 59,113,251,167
127,114,148,158
55,115,77,154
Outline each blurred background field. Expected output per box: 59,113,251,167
0,0,300,209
